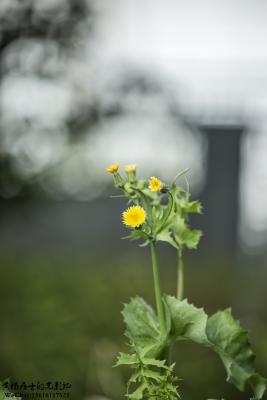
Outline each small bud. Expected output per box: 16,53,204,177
113,172,124,188
125,164,137,184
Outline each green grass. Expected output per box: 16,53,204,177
0,249,266,399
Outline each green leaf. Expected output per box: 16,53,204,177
170,215,202,249
0,381,21,400
171,215,186,236
128,370,139,384
166,296,266,398
137,179,146,190
186,200,202,213
128,381,147,400
166,297,208,344
250,374,267,399
142,368,162,382
126,358,180,399
115,352,138,367
152,205,162,221
170,184,184,198
123,230,151,247
141,357,169,369
122,297,171,359
206,309,267,397
142,188,160,205
181,228,202,249
179,198,202,214
122,230,147,241
122,297,161,356
156,228,178,249
118,298,180,399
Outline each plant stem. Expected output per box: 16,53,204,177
177,248,184,300
150,241,166,336
156,191,174,235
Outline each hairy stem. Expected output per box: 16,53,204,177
150,241,166,336
177,248,184,300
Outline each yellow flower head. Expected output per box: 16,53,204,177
125,164,137,173
106,163,119,173
122,206,146,228
149,176,162,192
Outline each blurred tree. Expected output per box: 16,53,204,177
0,0,96,198
0,0,91,53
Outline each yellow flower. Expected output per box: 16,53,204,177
122,206,146,228
125,164,137,172
106,163,119,173
149,176,162,192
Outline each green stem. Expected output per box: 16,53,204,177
131,187,151,218
177,248,184,300
156,191,174,235
150,241,166,336
172,167,190,185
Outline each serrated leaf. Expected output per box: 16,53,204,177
128,370,140,384
142,368,162,382
181,228,202,249
170,215,202,249
166,296,266,398
187,200,202,213
206,309,267,397
250,373,267,399
128,381,147,400
122,297,160,353
122,297,170,358
166,297,208,344
171,215,186,236
115,352,138,367
156,228,178,249
179,198,202,214
141,357,168,369
170,184,184,197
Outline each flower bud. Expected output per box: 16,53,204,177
113,172,124,188
125,164,137,184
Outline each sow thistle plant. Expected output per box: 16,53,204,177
107,163,266,400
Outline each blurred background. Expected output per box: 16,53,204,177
0,1,267,399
